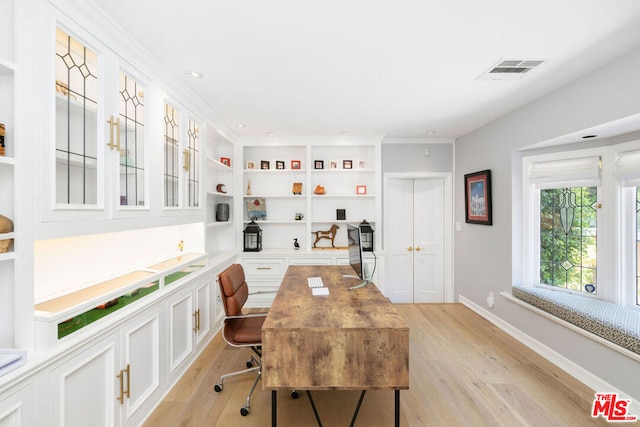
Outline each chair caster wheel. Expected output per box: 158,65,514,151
240,407,250,416
246,360,254,368
214,384,223,392
291,391,300,399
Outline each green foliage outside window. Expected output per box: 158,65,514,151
540,187,598,293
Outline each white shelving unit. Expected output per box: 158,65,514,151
205,125,236,256
0,53,16,349
239,138,382,252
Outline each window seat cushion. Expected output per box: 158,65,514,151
512,285,640,355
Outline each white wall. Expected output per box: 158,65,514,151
455,47,640,401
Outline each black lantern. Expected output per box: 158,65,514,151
243,219,263,252
359,219,374,252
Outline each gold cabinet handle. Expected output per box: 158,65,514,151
415,247,421,251
107,115,120,151
407,246,413,251
117,368,125,404
183,149,190,171
257,267,272,270
193,309,200,332
124,364,130,400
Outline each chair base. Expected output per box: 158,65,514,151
214,347,262,416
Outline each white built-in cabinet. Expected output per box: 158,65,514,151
49,306,161,427
239,139,381,251
166,271,214,385
0,0,231,425
206,127,236,255
0,383,35,427
0,0,16,350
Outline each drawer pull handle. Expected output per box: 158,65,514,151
257,267,272,270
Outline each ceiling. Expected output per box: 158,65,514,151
90,0,640,140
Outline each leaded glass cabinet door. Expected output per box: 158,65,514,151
55,27,102,208
186,118,200,209
117,71,147,210
163,102,180,208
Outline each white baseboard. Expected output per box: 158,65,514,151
459,295,640,416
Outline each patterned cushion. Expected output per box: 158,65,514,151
512,286,640,355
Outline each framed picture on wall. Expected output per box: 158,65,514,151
464,169,492,225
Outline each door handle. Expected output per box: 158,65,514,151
407,246,413,251
415,247,421,251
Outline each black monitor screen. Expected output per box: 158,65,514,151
347,223,364,280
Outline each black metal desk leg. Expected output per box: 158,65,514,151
272,390,277,426
395,390,400,427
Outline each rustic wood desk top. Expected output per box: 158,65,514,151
262,265,409,390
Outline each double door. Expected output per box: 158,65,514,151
385,175,452,303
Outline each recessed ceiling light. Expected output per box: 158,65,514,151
186,71,203,79
340,131,349,134
582,135,597,139
266,132,276,136
236,124,246,128
425,131,436,135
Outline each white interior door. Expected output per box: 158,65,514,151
385,175,450,303
385,178,414,302
413,178,444,302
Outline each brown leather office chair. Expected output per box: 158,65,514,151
214,263,267,416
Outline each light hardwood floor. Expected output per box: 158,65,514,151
144,304,608,426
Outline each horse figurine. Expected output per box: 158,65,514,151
312,224,339,248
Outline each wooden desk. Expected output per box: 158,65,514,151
262,265,409,426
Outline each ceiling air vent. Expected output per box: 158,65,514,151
477,59,544,81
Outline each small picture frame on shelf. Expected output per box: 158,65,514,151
246,161,256,170
356,185,367,195
276,160,285,170
261,160,270,170
330,160,338,169
343,160,353,169
291,160,301,169
336,209,346,220
314,160,324,169
220,157,231,167
358,160,366,169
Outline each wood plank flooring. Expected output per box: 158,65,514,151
143,304,608,426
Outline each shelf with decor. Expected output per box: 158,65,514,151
205,126,236,255
239,138,381,252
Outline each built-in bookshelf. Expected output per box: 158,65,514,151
240,138,382,251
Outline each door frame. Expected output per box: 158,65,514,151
383,172,454,302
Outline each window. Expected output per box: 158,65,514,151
539,187,597,293
522,141,640,309
636,187,640,305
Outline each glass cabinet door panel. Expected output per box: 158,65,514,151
187,118,200,208
55,27,99,206
119,72,145,207
163,102,180,208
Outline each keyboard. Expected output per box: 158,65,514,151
307,276,324,288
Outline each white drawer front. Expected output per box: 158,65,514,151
243,258,286,278
288,257,333,266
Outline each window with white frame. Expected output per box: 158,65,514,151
613,146,640,307
522,141,640,309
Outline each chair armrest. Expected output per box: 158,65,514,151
224,312,268,320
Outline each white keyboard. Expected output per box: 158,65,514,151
307,276,324,288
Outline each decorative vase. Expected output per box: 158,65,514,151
0,214,14,253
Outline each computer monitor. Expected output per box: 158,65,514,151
346,223,370,290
